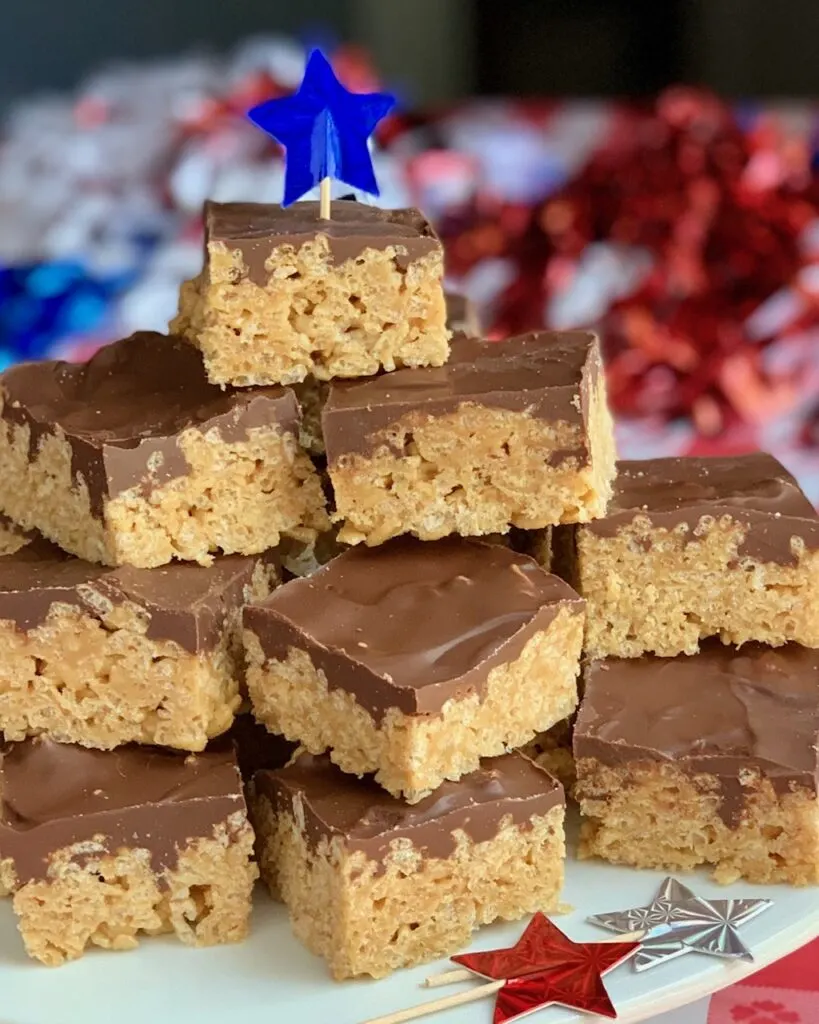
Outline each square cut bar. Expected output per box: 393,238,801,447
0,737,257,965
323,330,616,546
0,536,276,751
567,454,819,658
244,537,584,802
574,642,819,885
252,751,565,979
171,200,450,387
292,289,477,459
0,331,327,568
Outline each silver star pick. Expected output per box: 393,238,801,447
588,877,773,971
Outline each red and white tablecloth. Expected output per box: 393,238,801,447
654,939,819,1023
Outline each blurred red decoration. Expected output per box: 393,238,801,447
6,35,819,475
435,88,819,437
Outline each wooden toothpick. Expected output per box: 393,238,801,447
319,177,332,219
422,968,472,989
360,978,505,1024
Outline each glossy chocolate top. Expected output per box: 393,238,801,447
244,537,583,722
0,738,245,882
1,332,300,516
256,751,563,863
575,641,819,826
444,291,480,335
0,536,266,652
206,200,441,287
587,454,819,564
322,330,600,463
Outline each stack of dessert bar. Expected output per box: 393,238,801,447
556,453,819,886
0,196,814,981
175,199,618,980
0,338,315,963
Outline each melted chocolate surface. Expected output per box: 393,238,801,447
256,751,563,862
587,455,819,564
322,331,600,463
244,537,583,721
1,332,299,516
575,641,819,826
207,200,440,286
0,738,245,882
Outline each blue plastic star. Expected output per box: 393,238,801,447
248,49,395,207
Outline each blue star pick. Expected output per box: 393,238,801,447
248,49,395,207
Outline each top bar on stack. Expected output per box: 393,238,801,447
172,200,451,386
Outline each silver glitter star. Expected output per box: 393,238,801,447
588,877,773,972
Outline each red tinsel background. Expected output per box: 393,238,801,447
2,44,818,495
431,89,819,445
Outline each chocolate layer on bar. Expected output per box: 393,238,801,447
0,738,245,883
322,331,601,464
575,641,819,826
444,291,480,335
0,536,268,652
256,751,563,863
1,332,300,516
227,714,296,783
207,199,441,288
587,454,819,565
244,537,584,722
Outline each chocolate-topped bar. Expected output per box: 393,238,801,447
171,199,450,386
244,536,584,801
323,330,616,546
252,751,565,978
259,751,563,862
2,737,257,964
593,453,818,549
574,642,819,884
0,535,276,751
0,331,327,567
565,453,819,657
207,200,441,282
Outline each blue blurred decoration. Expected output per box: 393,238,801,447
248,48,395,207
0,261,131,360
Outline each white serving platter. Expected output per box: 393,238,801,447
2,817,817,1024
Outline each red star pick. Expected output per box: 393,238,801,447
452,913,640,1022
